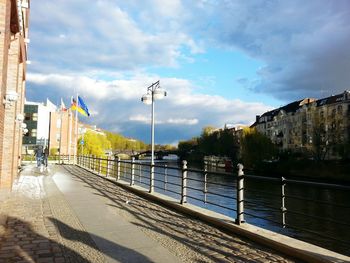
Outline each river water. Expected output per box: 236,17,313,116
126,160,350,256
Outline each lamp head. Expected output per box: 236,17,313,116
16,114,24,122
141,93,152,105
153,89,167,100
3,90,19,108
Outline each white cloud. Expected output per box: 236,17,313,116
29,1,201,74
27,73,272,143
167,118,198,125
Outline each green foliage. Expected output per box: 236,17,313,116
178,137,199,160
105,131,147,151
177,126,240,162
241,128,278,168
198,128,239,161
50,147,59,156
77,130,111,157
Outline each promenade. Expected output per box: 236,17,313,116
0,164,300,262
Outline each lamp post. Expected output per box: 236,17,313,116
141,80,166,193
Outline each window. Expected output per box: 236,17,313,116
56,133,60,142
24,113,31,121
31,129,37,137
32,113,38,121
57,119,61,129
337,105,343,114
320,111,324,119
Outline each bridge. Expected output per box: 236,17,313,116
113,150,179,160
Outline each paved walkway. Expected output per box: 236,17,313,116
0,164,301,262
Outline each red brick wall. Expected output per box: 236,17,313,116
1,35,20,189
0,0,29,189
0,0,12,189
49,111,77,156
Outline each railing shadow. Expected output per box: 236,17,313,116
63,165,296,263
48,217,153,263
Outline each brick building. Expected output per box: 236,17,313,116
48,109,78,156
0,0,30,189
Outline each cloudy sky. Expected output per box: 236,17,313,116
26,0,350,144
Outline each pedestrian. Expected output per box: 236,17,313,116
44,146,49,167
34,146,43,167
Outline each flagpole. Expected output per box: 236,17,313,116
74,93,79,164
68,107,72,163
59,103,63,164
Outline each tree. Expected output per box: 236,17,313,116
178,137,199,160
105,131,147,151
241,128,277,168
77,131,111,157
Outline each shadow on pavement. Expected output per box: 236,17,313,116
63,165,298,263
0,215,153,263
49,217,153,263
0,216,87,262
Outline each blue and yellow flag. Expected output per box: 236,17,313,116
71,96,90,117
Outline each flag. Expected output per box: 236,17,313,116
60,98,67,111
71,96,90,117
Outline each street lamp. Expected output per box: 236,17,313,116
141,80,166,193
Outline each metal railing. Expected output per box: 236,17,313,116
76,154,350,255
21,154,75,164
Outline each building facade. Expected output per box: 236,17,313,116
23,100,78,157
252,91,350,159
0,0,30,189
48,109,78,156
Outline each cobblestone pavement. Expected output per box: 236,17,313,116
0,165,105,263
65,165,302,263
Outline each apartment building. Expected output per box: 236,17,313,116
23,99,56,151
252,91,350,159
23,99,79,157
0,0,30,189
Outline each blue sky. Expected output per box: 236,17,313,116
26,0,350,144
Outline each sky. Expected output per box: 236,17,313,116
26,0,350,145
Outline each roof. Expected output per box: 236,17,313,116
260,99,304,119
316,92,349,107
252,90,349,126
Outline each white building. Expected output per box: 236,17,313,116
23,99,57,153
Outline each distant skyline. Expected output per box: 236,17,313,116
26,1,350,144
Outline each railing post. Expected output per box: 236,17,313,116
98,157,102,175
281,177,287,228
235,163,245,225
164,164,168,191
106,157,110,177
130,157,135,186
116,156,121,181
204,168,207,203
181,160,187,204
139,163,142,183
149,162,154,193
